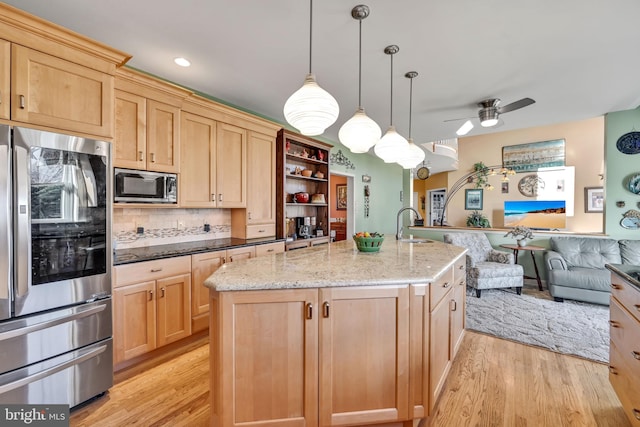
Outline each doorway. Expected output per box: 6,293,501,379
329,172,355,241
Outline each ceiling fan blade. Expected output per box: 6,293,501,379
497,97,535,114
443,116,474,123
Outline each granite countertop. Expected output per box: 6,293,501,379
113,237,283,265
204,238,467,292
606,263,640,291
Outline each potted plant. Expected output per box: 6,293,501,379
466,210,491,228
504,226,534,246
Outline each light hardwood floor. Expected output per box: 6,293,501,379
70,331,630,427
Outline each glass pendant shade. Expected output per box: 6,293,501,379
284,73,340,136
339,107,381,153
374,125,409,163
397,138,426,169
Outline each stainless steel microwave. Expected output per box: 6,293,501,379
114,168,177,204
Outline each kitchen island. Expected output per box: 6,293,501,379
204,238,467,427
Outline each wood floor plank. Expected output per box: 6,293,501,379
70,331,631,427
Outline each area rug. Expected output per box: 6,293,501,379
465,282,610,363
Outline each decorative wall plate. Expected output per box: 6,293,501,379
518,174,545,197
621,217,640,230
616,131,640,154
627,173,640,194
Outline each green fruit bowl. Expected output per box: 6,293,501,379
353,235,385,252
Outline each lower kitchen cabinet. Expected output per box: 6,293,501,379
210,285,412,427
113,256,192,366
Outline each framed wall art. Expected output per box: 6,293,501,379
336,184,347,210
584,187,604,213
502,139,565,173
465,189,483,210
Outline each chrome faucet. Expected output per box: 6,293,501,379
396,207,422,240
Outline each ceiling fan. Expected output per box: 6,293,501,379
446,97,536,135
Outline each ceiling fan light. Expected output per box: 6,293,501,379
284,74,340,136
374,125,409,163
479,108,499,127
456,120,474,136
339,107,381,153
397,138,426,169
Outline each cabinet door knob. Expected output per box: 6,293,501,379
150,268,162,273
459,265,464,270
19,94,25,109
443,282,450,288
218,194,223,202
148,290,153,301
161,287,165,298
632,351,640,361
634,409,640,421
138,151,144,161
322,302,330,318
450,299,457,311
150,152,156,163
267,249,274,252
306,303,313,319
211,194,215,202
608,366,618,375
609,320,620,328
611,283,622,290
635,304,640,313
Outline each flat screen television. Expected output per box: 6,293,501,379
504,200,567,230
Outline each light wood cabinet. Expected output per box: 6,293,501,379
319,286,410,426
254,241,285,257
179,112,247,208
211,288,319,427
231,131,277,237
609,271,640,426
211,284,412,427
113,256,192,366
114,68,189,173
0,5,129,136
190,244,269,333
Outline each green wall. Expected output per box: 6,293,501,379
326,140,403,235
605,108,640,238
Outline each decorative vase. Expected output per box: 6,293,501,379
517,238,529,247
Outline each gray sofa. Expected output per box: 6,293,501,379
544,237,640,305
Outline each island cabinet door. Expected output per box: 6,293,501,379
319,286,410,427
214,289,319,427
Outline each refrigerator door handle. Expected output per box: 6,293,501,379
0,125,10,320
0,302,107,342
13,137,30,298
0,344,108,395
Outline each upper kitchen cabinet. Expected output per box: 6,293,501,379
181,94,279,211
0,3,131,137
114,67,190,173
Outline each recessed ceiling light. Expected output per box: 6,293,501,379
174,57,191,67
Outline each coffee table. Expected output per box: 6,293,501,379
499,244,546,291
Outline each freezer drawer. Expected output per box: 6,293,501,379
0,299,112,375
0,338,113,407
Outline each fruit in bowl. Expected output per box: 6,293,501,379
353,232,384,252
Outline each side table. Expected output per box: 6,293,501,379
499,244,546,291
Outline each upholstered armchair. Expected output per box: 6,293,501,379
444,232,524,297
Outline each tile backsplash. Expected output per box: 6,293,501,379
113,208,231,249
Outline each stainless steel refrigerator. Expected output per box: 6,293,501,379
0,125,113,407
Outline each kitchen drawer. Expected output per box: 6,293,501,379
611,272,640,323
114,256,191,288
255,241,285,257
610,298,640,380
246,223,276,239
430,266,454,311
453,256,466,285
609,340,640,426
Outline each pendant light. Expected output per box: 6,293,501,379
338,5,381,153
397,71,426,169
283,0,339,136
374,45,409,163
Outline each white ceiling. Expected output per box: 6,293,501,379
9,0,640,173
